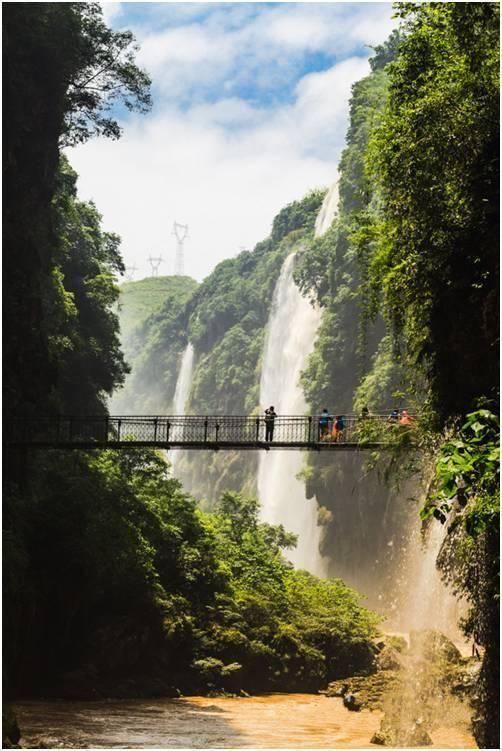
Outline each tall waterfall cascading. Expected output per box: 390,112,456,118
314,179,339,238
256,180,340,575
257,253,326,575
170,343,194,472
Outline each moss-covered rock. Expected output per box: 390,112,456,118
325,670,400,711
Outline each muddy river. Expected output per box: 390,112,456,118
15,693,476,748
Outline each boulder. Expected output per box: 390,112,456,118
370,730,389,745
376,646,403,672
403,721,433,747
343,691,362,711
325,671,400,711
409,630,462,664
371,720,433,747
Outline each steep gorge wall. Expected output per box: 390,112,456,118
292,39,419,604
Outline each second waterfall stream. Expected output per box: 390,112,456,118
170,342,194,472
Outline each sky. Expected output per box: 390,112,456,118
68,1,395,282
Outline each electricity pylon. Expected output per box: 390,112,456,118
124,265,138,281
147,256,164,277
173,222,189,276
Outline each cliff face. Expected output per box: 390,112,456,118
3,5,81,417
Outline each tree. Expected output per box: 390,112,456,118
63,2,152,145
367,2,499,421
3,2,151,417
48,158,128,414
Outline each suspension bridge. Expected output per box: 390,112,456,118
6,414,415,451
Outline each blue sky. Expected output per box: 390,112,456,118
69,2,395,281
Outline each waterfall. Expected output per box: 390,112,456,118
170,343,194,472
257,254,326,575
173,343,194,415
314,179,339,238
256,179,340,575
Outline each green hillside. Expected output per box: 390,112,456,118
119,275,197,343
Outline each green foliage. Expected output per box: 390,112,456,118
193,491,380,692
63,2,151,145
3,448,222,696
424,408,500,749
47,157,128,414
3,1,150,418
270,189,326,245
296,53,406,417
4,464,379,698
365,2,499,420
359,10,500,744
422,410,499,530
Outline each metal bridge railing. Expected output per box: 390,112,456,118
7,413,416,449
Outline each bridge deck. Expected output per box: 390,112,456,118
7,414,412,451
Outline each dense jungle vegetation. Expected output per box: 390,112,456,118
3,0,378,709
113,4,499,745
297,4,499,747
3,2,499,748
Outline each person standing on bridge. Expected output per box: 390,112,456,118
333,414,346,441
264,406,277,442
399,409,414,426
319,408,332,440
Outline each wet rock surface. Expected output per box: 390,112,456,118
367,630,476,746
323,630,477,747
325,671,400,712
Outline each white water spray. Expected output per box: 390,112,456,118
396,518,466,647
170,343,194,472
257,254,326,575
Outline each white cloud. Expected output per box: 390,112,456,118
68,3,395,283
133,2,394,101
68,55,369,282
100,1,122,25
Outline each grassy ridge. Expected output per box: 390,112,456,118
119,276,197,343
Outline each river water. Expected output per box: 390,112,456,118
15,693,475,749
